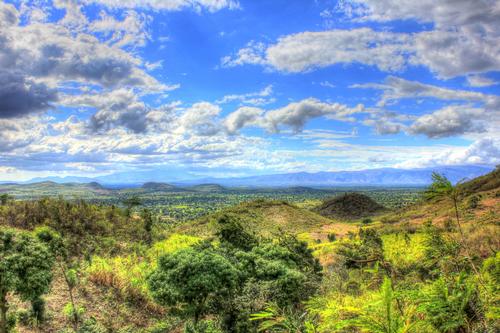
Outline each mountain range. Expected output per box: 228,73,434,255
3,165,494,187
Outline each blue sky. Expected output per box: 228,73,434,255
0,0,499,181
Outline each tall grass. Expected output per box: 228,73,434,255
86,233,200,311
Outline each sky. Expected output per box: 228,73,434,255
0,0,499,181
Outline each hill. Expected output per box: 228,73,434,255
141,182,179,192
177,199,358,239
315,193,386,220
460,166,500,193
188,183,226,192
0,181,111,198
381,167,500,229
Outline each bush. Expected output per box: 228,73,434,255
327,233,337,242
467,195,480,209
362,218,372,225
77,318,107,333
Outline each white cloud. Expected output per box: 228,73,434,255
88,10,151,47
224,98,364,133
341,0,500,78
223,28,411,73
409,105,486,138
343,0,500,36
224,106,264,134
86,0,240,12
216,85,274,106
397,138,500,168
467,74,498,87
411,30,500,79
0,1,19,27
352,76,492,107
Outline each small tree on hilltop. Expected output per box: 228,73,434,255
0,230,55,333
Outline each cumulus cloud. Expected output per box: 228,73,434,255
397,138,500,168
341,0,500,78
216,85,274,106
0,2,163,92
411,30,500,79
86,0,240,12
353,76,491,106
224,1,500,78
467,75,498,87
0,116,49,152
364,118,405,135
176,102,223,136
222,28,411,73
343,0,500,36
224,98,364,133
0,1,19,27
409,106,486,138
224,106,264,134
0,70,58,118
88,10,151,47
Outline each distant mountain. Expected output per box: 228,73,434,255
7,165,494,187
25,176,97,184
175,165,493,187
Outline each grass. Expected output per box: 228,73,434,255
382,233,427,269
86,233,200,307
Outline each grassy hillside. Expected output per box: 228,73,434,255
177,199,359,240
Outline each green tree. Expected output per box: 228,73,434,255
123,196,142,217
35,226,81,331
148,246,239,325
0,195,10,206
141,208,154,245
424,173,482,278
418,273,483,333
0,230,54,333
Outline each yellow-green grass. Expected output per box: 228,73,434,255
382,233,427,269
86,233,200,306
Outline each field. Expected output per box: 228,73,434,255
0,182,424,221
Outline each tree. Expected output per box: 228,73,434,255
0,195,10,206
35,226,80,331
148,246,239,325
141,208,154,245
122,196,142,217
424,173,482,278
418,273,482,333
0,230,54,333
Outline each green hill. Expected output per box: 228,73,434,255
314,192,386,220
177,199,337,237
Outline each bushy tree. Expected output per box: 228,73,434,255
35,226,81,330
0,229,54,333
148,246,240,325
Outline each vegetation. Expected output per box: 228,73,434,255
0,169,498,332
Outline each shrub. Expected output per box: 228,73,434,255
467,195,480,209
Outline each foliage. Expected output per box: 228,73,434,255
418,273,483,332
0,229,55,333
250,304,317,333
148,246,239,323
